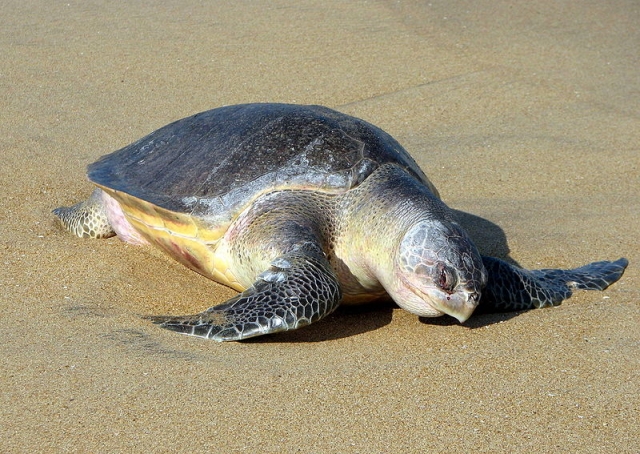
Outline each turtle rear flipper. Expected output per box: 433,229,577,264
477,256,628,313
149,243,342,341
53,189,115,239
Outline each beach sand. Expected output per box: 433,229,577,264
1,1,638,452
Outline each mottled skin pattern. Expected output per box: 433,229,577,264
53,189,114,239
477,257,628,312
53,103,628,341
164,242,342,341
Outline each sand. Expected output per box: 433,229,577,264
1,1,638,452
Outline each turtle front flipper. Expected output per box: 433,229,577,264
150,243,342,341
477,256,628,313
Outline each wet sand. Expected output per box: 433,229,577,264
1,1,638,452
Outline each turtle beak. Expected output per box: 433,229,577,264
439,290,480,323
403,285,481,322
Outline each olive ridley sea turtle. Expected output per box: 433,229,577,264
53,103,628,341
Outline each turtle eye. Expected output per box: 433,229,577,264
436,264,457,293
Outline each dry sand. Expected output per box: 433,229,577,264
1,1,638,452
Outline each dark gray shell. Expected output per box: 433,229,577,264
88,103,432,223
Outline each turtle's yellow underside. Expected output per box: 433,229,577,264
100,187,246,292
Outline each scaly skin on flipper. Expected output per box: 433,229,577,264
477,257,629,313
149,243,342,341
53,189,115,239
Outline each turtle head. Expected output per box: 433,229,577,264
390,219,487,322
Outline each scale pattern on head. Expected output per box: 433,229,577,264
397,219,487,320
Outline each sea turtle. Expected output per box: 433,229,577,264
53,103,628,341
